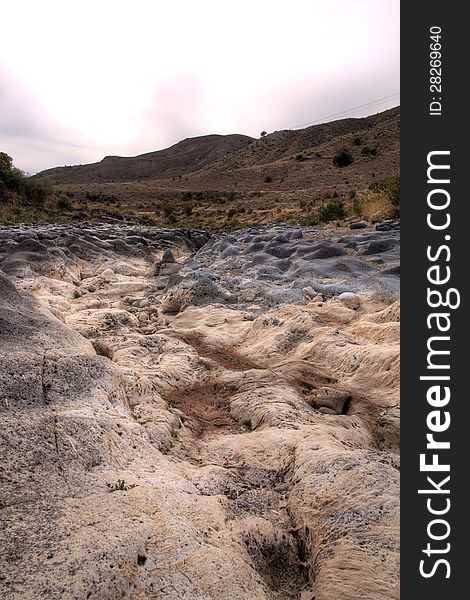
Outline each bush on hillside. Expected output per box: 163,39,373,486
370,174,400,206
56,194,72,211
361,145,378,157
318,200,347,222
333,149,354,168
352,196,364,216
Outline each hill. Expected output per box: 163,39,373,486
33,107,399,228
37,134,255,184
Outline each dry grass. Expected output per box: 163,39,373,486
351,190,397,221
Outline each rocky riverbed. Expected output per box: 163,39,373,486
0,223,399,600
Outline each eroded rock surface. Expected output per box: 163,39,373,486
0,223,399,600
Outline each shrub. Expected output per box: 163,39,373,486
361,145,378,157
224,217,241,230
353,189,392,220
352,196,364,216
370,174,400,206
227,208,237,218
353,136,362,146
183,203,193,216
304,212,320,226
162,201,175,217
318,200,347,223
56,194,72,211
0,205,37,224
26,178,52,207
264,175,273,183
333,149,354,168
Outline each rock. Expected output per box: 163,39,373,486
0,223,400,600
220,245,240,258
375,220,400,232
318,406,338,415
159,263,182,276
265,244,296,259
100,268,116,281
314,387,351,414
302,286,318,300
383,264,400,275
161,248,176,263
350,220,368,229
337,292,361,310
302,242,347,260
360,238,399,255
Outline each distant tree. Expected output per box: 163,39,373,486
260,131,267,137
1,152,51,206
0,152,13,175
0,152,15,194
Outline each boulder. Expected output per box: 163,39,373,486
161,248,176,263
337,292,361,310
350,220,368,230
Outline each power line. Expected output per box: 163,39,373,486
289,92,400,130
291,92,400,128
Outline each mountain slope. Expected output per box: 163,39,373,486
32,107,399,228
37,134,255,184
184,107,399,191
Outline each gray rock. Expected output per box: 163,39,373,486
302,286,318,300
350,221,368,230
161,248,176,263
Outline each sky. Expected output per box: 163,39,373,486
0,0,399,174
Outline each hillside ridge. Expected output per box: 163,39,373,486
36,108,399,185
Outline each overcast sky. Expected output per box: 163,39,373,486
1,0,399,174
